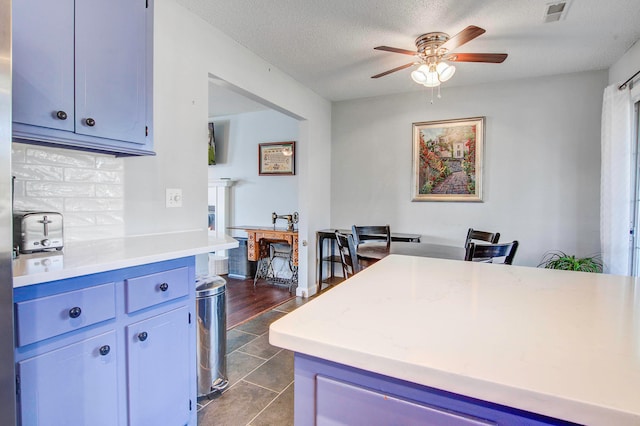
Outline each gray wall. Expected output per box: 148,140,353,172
208,109,300,228
331,70,608,267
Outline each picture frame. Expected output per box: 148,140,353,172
411,117,484,202
258,141,296,176
208,122,216,165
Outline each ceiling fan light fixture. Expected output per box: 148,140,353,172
413,62,453,87
371,26,507,101
436,62,456,82
423,67,441,87
410,64,430,84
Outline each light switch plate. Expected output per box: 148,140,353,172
166,188,182,208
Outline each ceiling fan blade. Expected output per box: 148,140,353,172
374,46,417,56
371,62,416,79
439,25,486,52
444,53,508,63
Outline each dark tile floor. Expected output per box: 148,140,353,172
198,296,309,426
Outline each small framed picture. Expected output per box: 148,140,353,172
258,141,296,176
412,117,484,202
208,122,216,165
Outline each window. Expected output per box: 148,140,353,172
631,101,640,275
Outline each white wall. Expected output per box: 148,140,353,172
609,39,640,85
123,0,332,296
208,109,299,227
331,70,608,267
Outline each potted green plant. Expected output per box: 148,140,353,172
538,251,603,273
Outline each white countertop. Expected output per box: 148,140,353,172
13,231,239,287
270,255,640,425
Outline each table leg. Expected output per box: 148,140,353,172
317,233,324,290
330,238,335,280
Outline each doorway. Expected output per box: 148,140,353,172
206,75,303,286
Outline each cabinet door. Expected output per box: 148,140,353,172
75,0,147,144
12,0,75,132
127,306,191,425
17,331,118,426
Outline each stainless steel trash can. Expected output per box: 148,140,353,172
196,275,228,397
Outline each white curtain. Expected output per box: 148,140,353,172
601,83,632,275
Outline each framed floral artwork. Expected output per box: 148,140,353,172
412,117,484,202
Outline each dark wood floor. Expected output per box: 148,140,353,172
224,275,295,329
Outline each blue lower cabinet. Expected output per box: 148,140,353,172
13,257,197,425
316,375,493,426
295,354,580,426
127,306,191,426
17,331,118,426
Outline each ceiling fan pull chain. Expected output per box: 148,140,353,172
437,85,442,99
430,86,434,104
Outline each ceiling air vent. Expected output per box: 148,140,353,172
543,1,571,23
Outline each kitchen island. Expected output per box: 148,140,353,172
270,255,640,425
12,231,238,425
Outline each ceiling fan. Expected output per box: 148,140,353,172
372,25,507,87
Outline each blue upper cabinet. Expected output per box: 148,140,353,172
12,0,154,156
12,0,75,133
75,0,147,145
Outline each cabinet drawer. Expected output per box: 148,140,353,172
15,282,116,347
316,375,494,425
125,267,189,313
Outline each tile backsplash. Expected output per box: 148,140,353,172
12,143,125,242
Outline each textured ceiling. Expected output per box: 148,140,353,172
179,0,640,102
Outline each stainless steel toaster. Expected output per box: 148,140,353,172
13,211,64,254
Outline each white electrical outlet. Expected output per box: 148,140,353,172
166,188,183,208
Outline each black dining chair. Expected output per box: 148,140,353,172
465,241,519,265
335,231,361,281
465,228,500,245
351,225,391,246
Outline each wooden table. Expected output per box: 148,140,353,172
228,226,299,266
357,241,465,263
